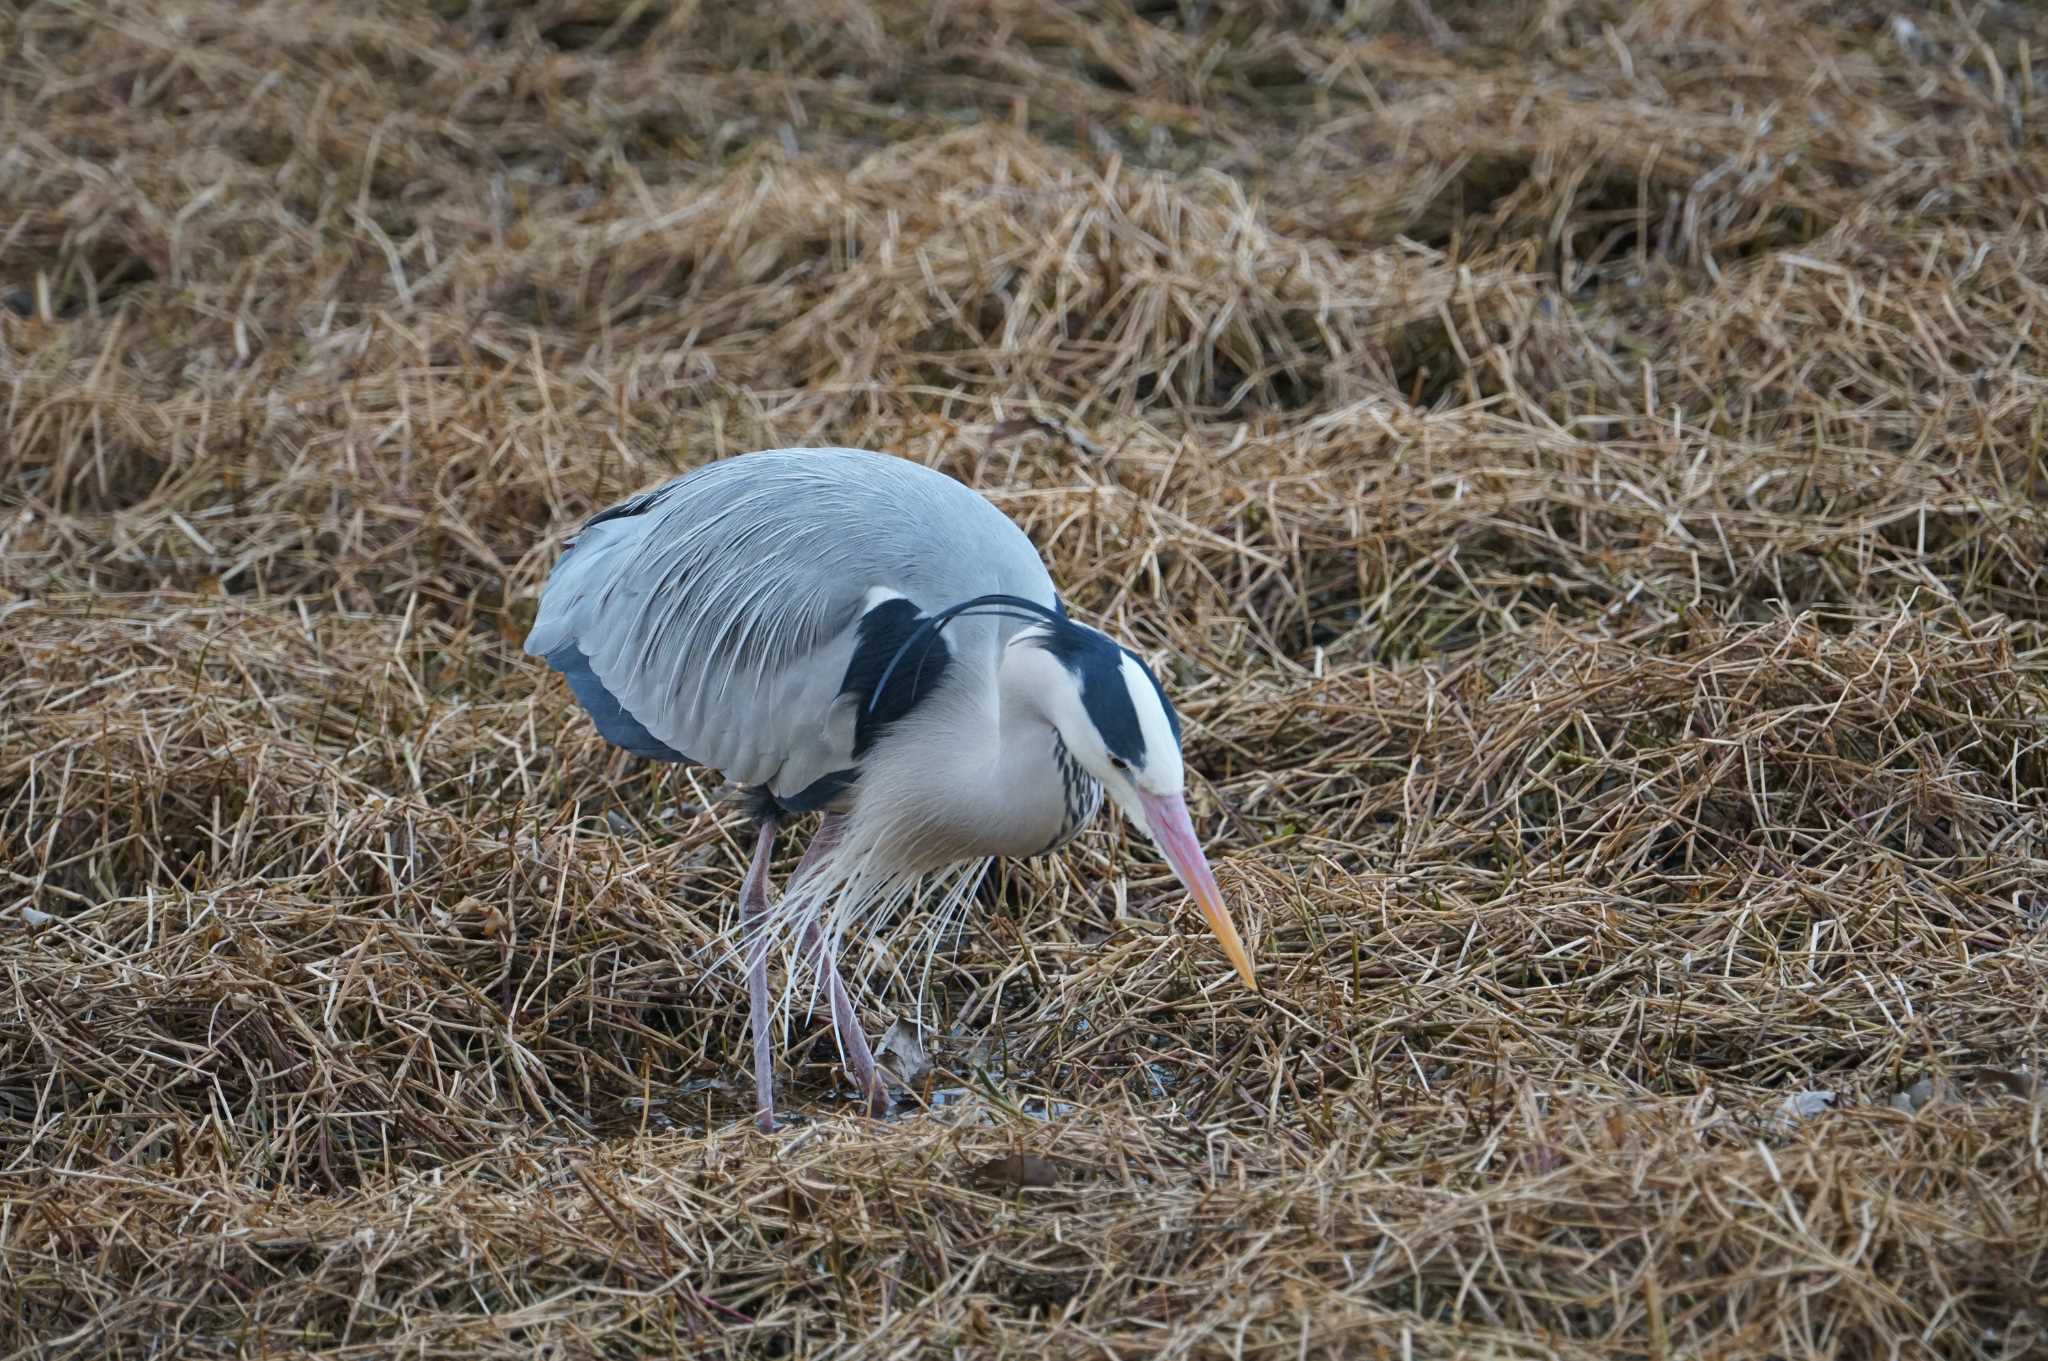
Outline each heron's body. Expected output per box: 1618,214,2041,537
526,446,1251,1128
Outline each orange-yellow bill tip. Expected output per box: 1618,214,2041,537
1195,885,1259,992
1137,790,1259,992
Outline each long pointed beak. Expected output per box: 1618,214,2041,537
1136,790,1257,992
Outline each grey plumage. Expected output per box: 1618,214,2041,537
525,447,1057,807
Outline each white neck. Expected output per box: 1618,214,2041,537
847,638,1101,868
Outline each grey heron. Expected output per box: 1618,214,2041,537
525,446,1255,1129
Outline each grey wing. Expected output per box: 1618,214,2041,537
523,447,1056,803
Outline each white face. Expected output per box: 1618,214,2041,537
1103,650,1185,804
1027,641,1185,819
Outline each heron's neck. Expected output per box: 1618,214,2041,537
980,646,1100,857
851,639,1099,867
881,640,1097,862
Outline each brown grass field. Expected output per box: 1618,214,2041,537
5,1,2048,1356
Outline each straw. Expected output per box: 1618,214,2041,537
3,2,2044,1355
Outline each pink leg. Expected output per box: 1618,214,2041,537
739,819,780,1132
790,816,891,1117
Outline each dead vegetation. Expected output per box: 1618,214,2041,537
4,1,2047,1356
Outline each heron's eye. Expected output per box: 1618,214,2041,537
1109,756,1129,772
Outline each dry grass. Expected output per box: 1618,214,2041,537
5,1,2048,1356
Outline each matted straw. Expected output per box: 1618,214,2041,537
4,1,2044,1356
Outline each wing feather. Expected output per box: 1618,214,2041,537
524,447,1058,801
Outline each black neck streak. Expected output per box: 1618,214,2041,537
1041,729,1104,854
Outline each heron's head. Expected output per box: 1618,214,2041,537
1019,619,1257,991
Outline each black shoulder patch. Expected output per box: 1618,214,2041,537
841,597,953,757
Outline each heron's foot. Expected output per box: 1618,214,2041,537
843,1046,896,1118
755,1108,781,1134
834,1078,893,1119
800,912,894,1119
